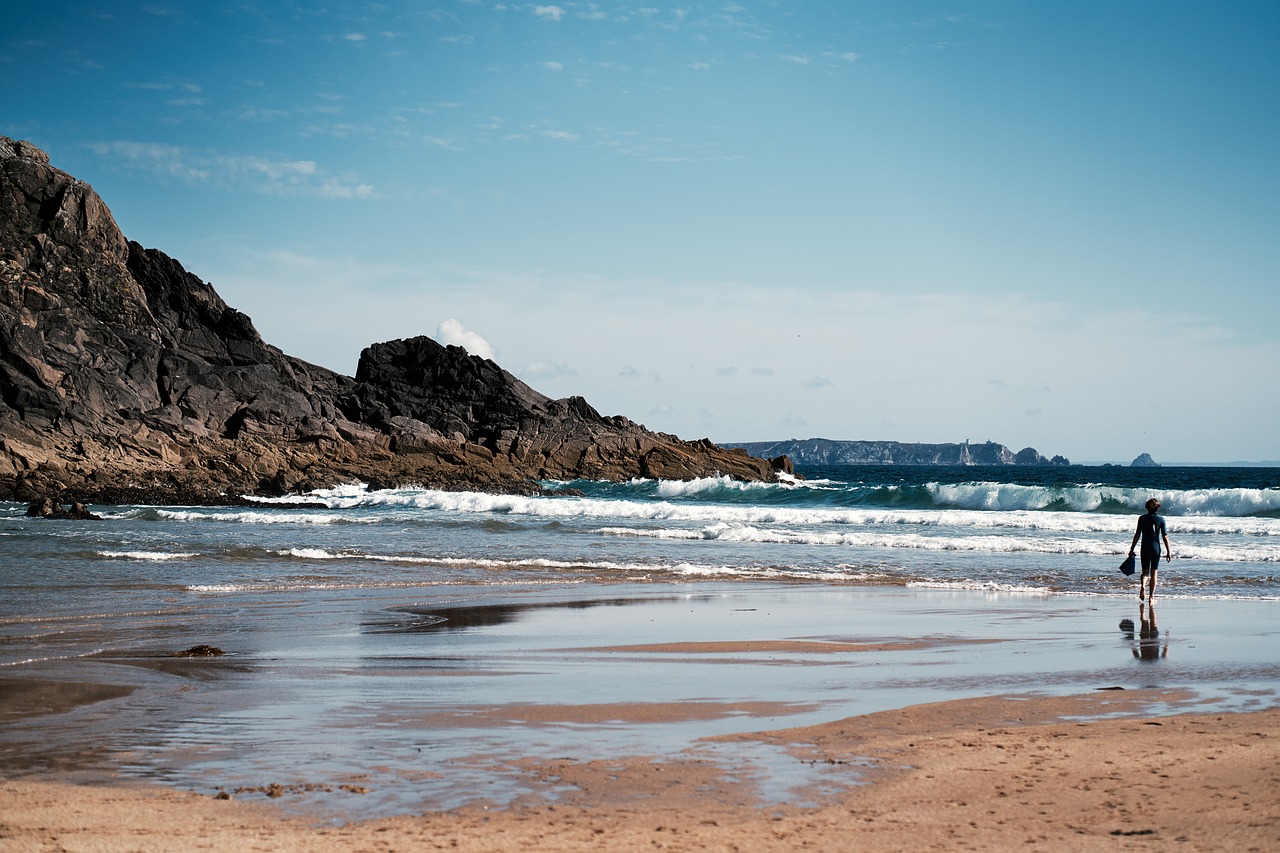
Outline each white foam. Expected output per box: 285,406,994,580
185,578,589,594
246,482,1280,536
155,509,354,525
906,580,1054,595
654,474,781,498
927,481,1280,517
596,522,1280,562
279,547,340,559
99,550,198,561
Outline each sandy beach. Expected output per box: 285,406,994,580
3,583,1279,850
3,693,1278,851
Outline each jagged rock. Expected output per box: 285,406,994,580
25,497,100,519
768,455,796,476
1131,453,1160,467
0,137,782,502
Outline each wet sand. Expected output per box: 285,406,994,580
3,694,1277,851
2,584,1278,848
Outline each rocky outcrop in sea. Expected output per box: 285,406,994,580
0,137,782,504
726,438,1070,467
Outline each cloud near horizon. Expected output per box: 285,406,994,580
435,319,495,360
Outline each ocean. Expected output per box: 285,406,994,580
2,464,1277,815
4,465,1278,669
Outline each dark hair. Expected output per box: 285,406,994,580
1145,498,1161,512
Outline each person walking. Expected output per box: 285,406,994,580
1128,498,1171,599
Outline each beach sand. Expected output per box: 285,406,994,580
3,585,1279,850
3,693,1277,851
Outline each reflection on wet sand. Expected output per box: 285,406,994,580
364,596,689,634
1120,602,1169,661
0,678,134,721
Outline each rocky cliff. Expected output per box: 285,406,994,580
0,137,782,503
726,438,1070,467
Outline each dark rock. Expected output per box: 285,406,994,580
1131,453,1160,467
0,137,780,502
1014,447,1046,465
172,645,224,657
24,497,58,518
25,496,101,519
67,501,99,519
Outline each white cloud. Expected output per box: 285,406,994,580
534,5,564,21
779,54,811,65
313,178,376,199
523,360,578,381
88,140,376,199
88,141,210,182
435,319,496,360
540,61,564,71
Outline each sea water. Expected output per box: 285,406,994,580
2,465,1277,668
1,465,1277,815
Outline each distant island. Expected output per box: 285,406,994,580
724,438,1070,467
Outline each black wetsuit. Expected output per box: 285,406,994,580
1136,512,1167,572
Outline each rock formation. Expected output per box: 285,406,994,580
727,438,1070,467
0,137,782,503
1130,453,1160,467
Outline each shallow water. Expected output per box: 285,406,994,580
3,583,1277,818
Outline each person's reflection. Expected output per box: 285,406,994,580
1122,602,1168,661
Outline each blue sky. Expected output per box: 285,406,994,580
4,1,1278,463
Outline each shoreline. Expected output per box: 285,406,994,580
3,693,1277,851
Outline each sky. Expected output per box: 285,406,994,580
3,1,1278,464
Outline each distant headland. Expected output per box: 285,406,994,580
724,438,1070,467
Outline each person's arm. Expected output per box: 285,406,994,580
1129,524,1140,555
1162,530,1171,561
